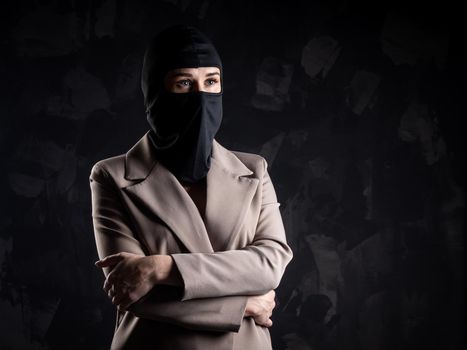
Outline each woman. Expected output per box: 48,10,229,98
90,24,293,350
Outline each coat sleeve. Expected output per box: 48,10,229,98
89,163,248,332
171,157,294,301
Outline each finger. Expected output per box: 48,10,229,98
108,284,119,299
259,315,273,327
104,273,120,294
112,290,126,306
103,277,115,293
112,284,131,306
262,315,273,327
254,315,272,327
117,294,136,311
95,256,122,267
95,253,124,267
104,264,123,291
114,289,134,309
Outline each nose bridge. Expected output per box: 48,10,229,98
195,78,204,92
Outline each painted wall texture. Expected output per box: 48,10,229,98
0,0,464,349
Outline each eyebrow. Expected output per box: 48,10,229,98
170,71,220,78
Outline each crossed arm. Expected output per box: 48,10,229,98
89,158,293,332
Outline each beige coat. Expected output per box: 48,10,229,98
89,130,293,350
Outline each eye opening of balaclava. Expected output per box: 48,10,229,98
141,24,224,184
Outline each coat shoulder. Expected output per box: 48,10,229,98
89,154,126,184
230,149,267,175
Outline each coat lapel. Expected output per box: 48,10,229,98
122,131,259,253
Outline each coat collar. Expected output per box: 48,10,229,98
122,130,258,253
124,130,254,181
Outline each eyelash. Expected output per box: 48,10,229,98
176,78,218,87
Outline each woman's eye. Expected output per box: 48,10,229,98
205,79,218,86
177,80,192,87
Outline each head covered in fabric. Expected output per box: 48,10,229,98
140,24,224,184
141,24,223,112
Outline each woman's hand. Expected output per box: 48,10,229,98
95,252,178,310
244,290,276,327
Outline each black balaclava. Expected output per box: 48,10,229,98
141,24,223,184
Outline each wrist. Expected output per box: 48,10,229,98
150,255,182,287
148,255,162,285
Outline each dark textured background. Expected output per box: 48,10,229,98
0,0,465,349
